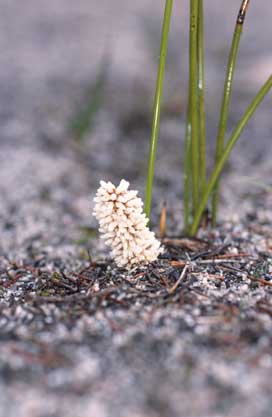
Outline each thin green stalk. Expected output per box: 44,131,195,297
212,0,250,226
144,0,173,219
183,101,192,232
189,0,200,214
197,0,206,196
190,74,272,236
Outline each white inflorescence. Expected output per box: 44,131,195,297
93,180,162,268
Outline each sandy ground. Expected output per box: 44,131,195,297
0,1,272,416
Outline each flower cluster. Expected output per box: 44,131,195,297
93,180,162,268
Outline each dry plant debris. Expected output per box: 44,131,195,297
1,219,272,417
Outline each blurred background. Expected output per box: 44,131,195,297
0,0,271,250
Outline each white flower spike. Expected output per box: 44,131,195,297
93,180,163,268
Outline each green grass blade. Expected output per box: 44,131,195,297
189,0,200,214
190,74,272,236
69,57,109,142
144,0,173,220
211,0,250,225
183,100,192,232
197,0,206,197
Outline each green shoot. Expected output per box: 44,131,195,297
144,0,173,220
145,0,271,237
212,0,250,225
183,100,192,233
70,57,109,142
189,0,200,215
197,0,206,197
190,75,272,236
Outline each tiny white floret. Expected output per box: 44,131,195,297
93,180,163,268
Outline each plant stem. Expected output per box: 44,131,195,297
190,74,272,236
197,0,206,197
189,0,199,214
183,100,192,232
144,0,173,220
211,0,250,226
